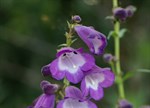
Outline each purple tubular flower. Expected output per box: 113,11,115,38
81,66,115,100
74,25,107,55
57,86,97,108
113,7,128,21
125,5,136,17
118,99,133,108
28,80,59,108
41,47,95,84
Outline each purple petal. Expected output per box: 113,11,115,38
118,99,133,108
40,80,51,88
90,86,104,100
56,47,73,57
50,59,65,80
42,84,59,95
57,98,89,108
56,100,64,108
88,101,98,108
28,96,40,108
41,64,51,76
81,53,95,72
34,94,55,108
57,98,97,108
74,25,107,55
84,72,105,90
65,68,84,84
81,77,90,97
65,86,83,99
88,33,107,55
100,68,115,88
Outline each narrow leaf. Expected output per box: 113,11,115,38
123,72,135,81
137,69,150,73
119,28,127,38
107,31,117,39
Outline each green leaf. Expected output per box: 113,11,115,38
123,71,135,81
67,21,71,28
119,28,127,38
105,16,115,20
107,31,117,39
123,69,150,81
58,43,67,47
71,38,78,44
137,69,150,73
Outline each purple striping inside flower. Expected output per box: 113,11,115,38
125,5,136,17
72,15,82,23
28,80,59,108
118,99,133,108
57,86,97,108
113,7,128,22
41,47,95,84
74,25,107,55
81,66,115,100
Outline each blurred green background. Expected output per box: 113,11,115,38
0,0,150,108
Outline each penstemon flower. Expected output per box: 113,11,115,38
41,47,95,84
57,86,97,108
28,80,59,108
81,66,115,100
74,25,107,55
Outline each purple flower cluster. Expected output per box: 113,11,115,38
29,16,115,108
41,23,114,107
113,5,136,22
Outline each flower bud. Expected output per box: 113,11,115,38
40,80,59,95
118,99,133,108
72,15,81,23
113,7,128,22
125,5,136,17
103,53,114,63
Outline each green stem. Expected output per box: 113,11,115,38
113,0,125,99
110,61,116,74
62,22,75,95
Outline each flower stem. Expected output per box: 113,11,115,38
112,0,125,99
62,22,75,93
